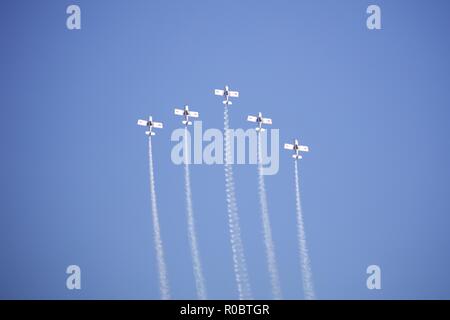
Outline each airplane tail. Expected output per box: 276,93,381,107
146,131,156,136
292,154,302,159
256,127,266,132
182,120,193,126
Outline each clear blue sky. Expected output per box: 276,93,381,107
1,0,450,299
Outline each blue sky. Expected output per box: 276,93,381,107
1,0,450,299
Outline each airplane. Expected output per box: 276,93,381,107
214,85,239,105
137,116,163,136
247,112,272,132
284,139,309,159
174,105,199,126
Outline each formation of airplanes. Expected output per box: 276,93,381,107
137,85,309,159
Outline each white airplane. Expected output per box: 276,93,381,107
174,105,199,126
137,116,163,136
214,85,239,105
284,139,309,159
247,112,272,132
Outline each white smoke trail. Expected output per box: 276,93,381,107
294,160,315,300
224,105,252,300
183,127,207,300
257,132,282,300
147,136,170,300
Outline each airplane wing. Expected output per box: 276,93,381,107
228,90,239,98
189,111,199,118
247,115,257,122
152,122,163,129
299,145,309,152
214,89,224,96
137,119,149,126
174,109,184,116
262,118,272,125
284,143,294,150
